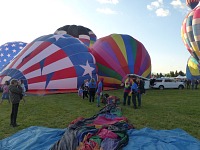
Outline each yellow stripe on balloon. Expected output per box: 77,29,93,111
188,59,200,76
141,66,151,78
98,75,121,84
111,34,128,62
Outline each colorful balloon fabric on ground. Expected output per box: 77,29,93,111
186,56,200,79
181,6,200,62
54,25,97,47
0,34,97,94
186,0,200,9
0,42,27,72
90,34,151,88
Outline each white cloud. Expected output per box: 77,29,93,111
96,8,118,14
156,8,170,17
147,0,163,10
147,0,170,17
170,0,186,9
97,0,119,4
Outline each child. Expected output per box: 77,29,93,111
0,81,10,104
18,80,26,103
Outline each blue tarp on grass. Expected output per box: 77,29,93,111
124,128,200,150
0,126,65,150
0,126,200,150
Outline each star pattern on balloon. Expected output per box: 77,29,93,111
0,42,27,71
80,60,95,78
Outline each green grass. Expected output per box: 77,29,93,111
0,89,200,140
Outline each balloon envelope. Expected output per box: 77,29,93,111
90,34,151,88
186,56,200,80
0,42,27,72
186,0,199,9
181,6,200,62
0,34,97,94
54,25,97,47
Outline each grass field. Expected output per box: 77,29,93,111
0,88,200,140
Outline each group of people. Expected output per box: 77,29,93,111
184,79,199,90
79,78,104,107
0,79,26,127
123,75,145,109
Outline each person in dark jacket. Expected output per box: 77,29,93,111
9,79,23,127
88,78,97,102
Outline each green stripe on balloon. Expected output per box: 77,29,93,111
97,63,122,81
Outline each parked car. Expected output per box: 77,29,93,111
150,78,185,90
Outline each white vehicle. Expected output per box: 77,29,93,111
150,78,185,90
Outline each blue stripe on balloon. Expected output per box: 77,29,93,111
121,34,134,73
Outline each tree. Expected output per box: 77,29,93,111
170,71,175,77
178,71,185,76
175,70,178,77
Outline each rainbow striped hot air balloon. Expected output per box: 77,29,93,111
90,34,151,88
181,6,200,63
186,56,200,80
186,0,200,9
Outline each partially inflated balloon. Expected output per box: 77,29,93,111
186,0,199,9
54,25,97,47
186,56,200,79
0,42,27,72
181,6,200,62
90,34,151,88
0,34,97,94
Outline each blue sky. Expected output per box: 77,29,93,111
0,0,192,74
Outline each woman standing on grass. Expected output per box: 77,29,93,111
0,81,10,104
9,79,23,127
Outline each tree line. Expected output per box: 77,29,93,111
152,70,185,78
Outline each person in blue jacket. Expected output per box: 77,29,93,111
88,78,97,102
96,78,104,107
131,78,138,109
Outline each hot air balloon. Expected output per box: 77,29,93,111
181,6,200,63
54,25,97,47
186,55,200,80
186,0,200,9
0,34,97,94
90,34,151,88
0,42,27,72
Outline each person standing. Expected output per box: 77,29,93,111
81,80,89,99
123,75,132,106
131,78,138,109
137,78,145,108
0,81,10,104
9,79,23,127
88,78,97,102
96,78,104,107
